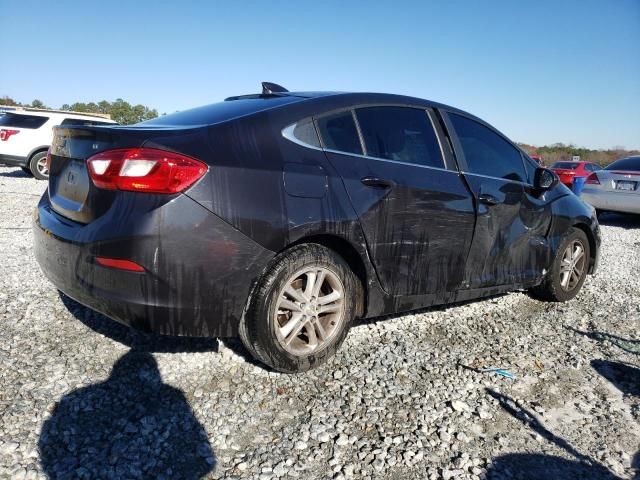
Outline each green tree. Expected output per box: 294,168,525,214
30,99,47,108
0,96,21,106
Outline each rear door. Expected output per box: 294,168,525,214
442,111,552,288
317,106,475,297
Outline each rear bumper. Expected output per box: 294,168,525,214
33,192,275,338
0,153,28,167
581,188,640,214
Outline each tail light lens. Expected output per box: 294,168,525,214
0,129,19,141
87,148,207,194
585,172,600,184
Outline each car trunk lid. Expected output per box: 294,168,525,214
48,126,150,223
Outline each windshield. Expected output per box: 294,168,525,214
137,96,303,127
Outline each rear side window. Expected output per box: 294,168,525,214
449,113,526,182
60,118,113,127
316,111,362,155
0,113,48,129
290,118,320,147
355,106,444,168
606,156,640,171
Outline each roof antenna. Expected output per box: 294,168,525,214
262,82,289,94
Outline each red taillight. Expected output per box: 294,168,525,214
0,129,19,141
585,172,600,184
86,148,207,194
95,257,145,272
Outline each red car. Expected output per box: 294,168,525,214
551,161,602,187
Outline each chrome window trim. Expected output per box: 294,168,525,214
323,147,457,174
460,170,533,187
282,121,458,175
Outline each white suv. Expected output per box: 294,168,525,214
0,109,116,179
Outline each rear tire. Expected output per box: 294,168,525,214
29,151,49,180
239,244,360,373
529,227,590,302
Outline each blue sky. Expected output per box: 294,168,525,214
1,0,638,149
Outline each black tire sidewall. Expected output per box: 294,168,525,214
241,244,358,373
547,228,591,302
29,151,48,180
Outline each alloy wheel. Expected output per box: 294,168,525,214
559,239,586,291
36,156,49,177
274,267,345,355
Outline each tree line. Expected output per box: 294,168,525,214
1,95,638,161
0,96,158,125
518,142,638,167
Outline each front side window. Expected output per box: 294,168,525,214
449,113,526,182
355,106,444,168
316,111,362,155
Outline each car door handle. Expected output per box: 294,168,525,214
361,177,396,189
478,193,499,206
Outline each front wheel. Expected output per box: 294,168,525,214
529,227,590,302
239,244,360,373
29,151,49,180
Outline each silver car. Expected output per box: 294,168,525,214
581,156,640,215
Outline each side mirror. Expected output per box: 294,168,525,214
534,167,558,191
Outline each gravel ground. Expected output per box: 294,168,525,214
0,164,639,480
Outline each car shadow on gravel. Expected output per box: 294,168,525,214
0,168,30,178
597,212,640,229
566,326,640,356
485,361,640,479
38,350,215,479
60,292,218,354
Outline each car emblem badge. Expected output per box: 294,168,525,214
67,171,76,184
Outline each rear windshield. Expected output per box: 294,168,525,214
552,162,579,169
605,156,640,172
137,96,303,127
0,113,48,129
60,118,114,126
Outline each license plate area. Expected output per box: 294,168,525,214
616,180,636,191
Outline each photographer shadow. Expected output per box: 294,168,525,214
38,350,215,479
485,359,640,479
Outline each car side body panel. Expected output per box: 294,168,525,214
32,91,601,339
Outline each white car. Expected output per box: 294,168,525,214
0,109,116,179
582,156,640,215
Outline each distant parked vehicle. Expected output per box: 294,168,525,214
551,161,601,188
0,108,116,179
582,156,640,215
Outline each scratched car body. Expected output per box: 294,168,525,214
33,83,601,372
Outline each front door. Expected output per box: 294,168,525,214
443,111,552,288
316,106,476,297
